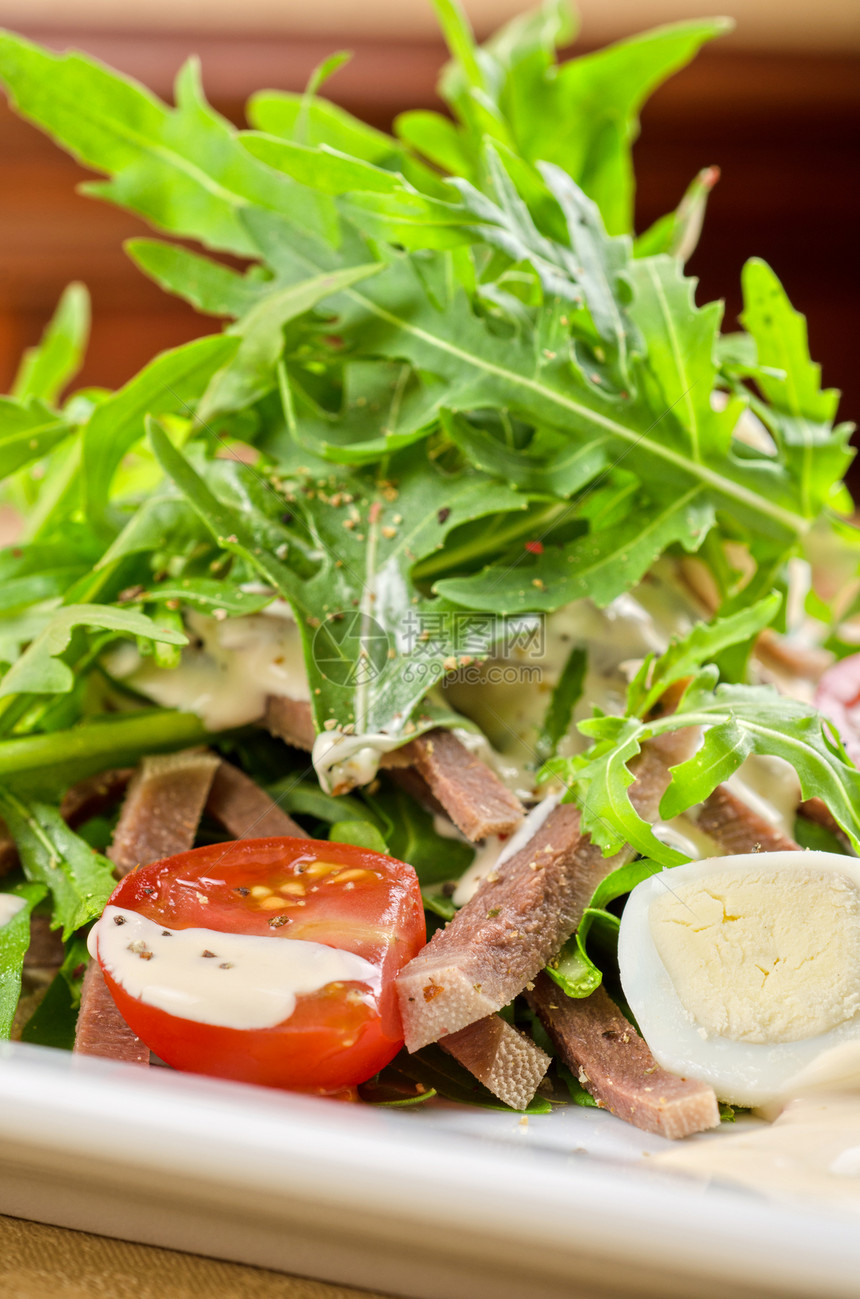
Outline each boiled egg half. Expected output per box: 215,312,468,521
618,851,860,1108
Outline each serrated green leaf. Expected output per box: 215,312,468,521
0,603,187,699
0,883,47,1038
12,282,90,405
0,39,320,255
197,262,383,422
82,333,238,519
0,792,115,938
0,397,73,482
127,239,264,318
436,487,712,613
627,255,735,460
740,257,853,516
628,591,782,716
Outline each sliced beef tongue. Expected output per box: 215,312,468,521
108,750,220,874
74,960,151,1066
395,727,699,1056
264,695,523,842
205,760,304,840
527,975,720,1139
696,784,800,855
403,728,523,841
75,749,220,1065
441,1015,551,1112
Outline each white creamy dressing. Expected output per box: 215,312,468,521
311,728,409,796
451,793,562,907
443,567,696,797
0,894,26,928
111,606,309,731
655,1045,860,1213
89,906,378,1031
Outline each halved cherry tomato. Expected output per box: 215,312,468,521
816,653,860,766
95,837,425,1092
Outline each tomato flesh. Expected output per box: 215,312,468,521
96,837,426,1091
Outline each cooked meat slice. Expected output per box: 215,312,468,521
23,913,64,978
60,768,134,828
527,975,720,1139
798,796,849,846
396,803,592,1051
388,767,449,821
265,695,523,841
396,728,700,1053
441,1014,551,1112
76,749,219,1064
108,750,220,873
74,961,150,1066
696,784,799,855
264,695,317,752
205,760,304,839
0,829,17,879
403,729,523,841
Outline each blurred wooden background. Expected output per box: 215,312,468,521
0,19,858,427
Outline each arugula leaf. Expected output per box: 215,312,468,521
740,258,854,517
0,792,114,938
625,591,781,717
149,418,529,750
635,165,720,262
12,282,90,405
0,710,212,797
197,262,383,421
436,487,712,613
536,645,586,763
550,674,860,864
0,604,187,699
329,820,389,854
82,334,237,521
19,933,89,1050
0,397,73,482
545,858,664,997
126,239,264,318
366,780,475,885
0,41,317,255
0,883,47,1038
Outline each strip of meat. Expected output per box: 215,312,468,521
527,975,720,1139
108,750,220,874
388,766,448,821
395,727,698,1053
0,830,17,880
75,749,219,1065
403,728,523,841
205,760,304,840
441,1015,551,1112
264,696,523,841
74,960,150,1066
60,768,134,828
22,913,64,979
696,784,799,855
264,695,317,751
798,796,849,846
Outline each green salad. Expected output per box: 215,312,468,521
1,0,858,1126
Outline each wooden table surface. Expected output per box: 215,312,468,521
0,1216,396,1299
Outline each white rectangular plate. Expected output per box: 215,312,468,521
1,1040,858,1299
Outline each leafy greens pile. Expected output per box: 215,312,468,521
0,0,859,1062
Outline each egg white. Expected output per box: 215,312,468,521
618,850,860,1108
